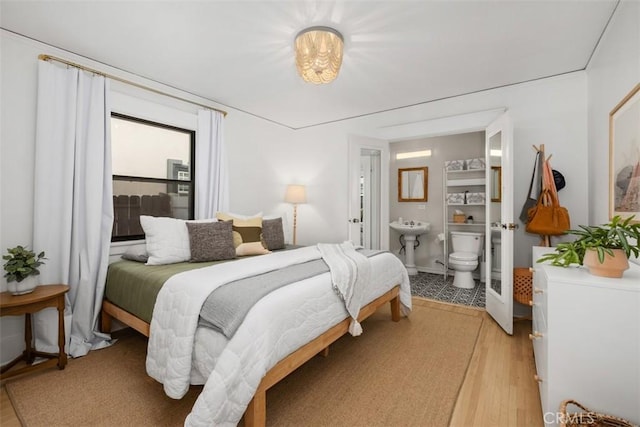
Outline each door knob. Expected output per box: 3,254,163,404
501,223,519,230
349,218,360,223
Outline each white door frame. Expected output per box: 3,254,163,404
359,108,515,334
360,152,381,248
348,135,390,250
348,109,506,251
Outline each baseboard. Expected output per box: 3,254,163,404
415,265,484,282
417,266,446,275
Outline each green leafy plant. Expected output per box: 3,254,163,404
537,215,640,267
3,245,47,282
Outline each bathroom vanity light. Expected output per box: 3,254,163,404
396,150,432,160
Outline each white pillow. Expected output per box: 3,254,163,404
140,216,217,265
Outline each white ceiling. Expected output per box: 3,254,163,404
0,1,618,129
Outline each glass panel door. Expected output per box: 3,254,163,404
485,112,514,335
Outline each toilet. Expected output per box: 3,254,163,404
449,231,484,289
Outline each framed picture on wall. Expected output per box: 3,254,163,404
609,83,640,223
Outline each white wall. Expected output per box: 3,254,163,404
294,72,589,269
0,31,300,363
587,0,640,225
1,27,591,361
1,33,42,363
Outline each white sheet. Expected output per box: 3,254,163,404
147,246,323,398
186,251,411,426
146,246,411,426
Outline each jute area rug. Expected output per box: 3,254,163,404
6,298,483,427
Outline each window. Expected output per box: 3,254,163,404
111,113,195,241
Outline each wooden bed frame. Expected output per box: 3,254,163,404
101,284,401,427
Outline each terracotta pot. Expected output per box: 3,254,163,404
583,248,629,278
7,275,39,295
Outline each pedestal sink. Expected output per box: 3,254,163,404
389,221,431,275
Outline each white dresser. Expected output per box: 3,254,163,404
531,260,640,426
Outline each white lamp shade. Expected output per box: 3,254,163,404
284,185,307,204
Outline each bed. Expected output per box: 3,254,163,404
102,236,411,426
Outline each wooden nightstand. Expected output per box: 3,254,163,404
0,284,69,380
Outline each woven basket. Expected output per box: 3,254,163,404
453,214,466,223
559,400,637,427
513,267,532,305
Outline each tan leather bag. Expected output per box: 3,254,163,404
525,189,570,236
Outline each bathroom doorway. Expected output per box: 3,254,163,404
348,135,390,250
360,109,515,334
390,132,487,309
360,148,381,249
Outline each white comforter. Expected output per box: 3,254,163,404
146,246,411,426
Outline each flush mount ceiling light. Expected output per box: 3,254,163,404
295,26,344,84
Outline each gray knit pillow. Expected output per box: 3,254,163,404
186,221,236,262
121,245,149,263
261,217,285,250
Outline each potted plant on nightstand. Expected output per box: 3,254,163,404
3,245,47,295
537,215,640,278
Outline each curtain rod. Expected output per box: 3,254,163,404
38,54,228,117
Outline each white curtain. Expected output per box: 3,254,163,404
195,109,228,218
33,60,114,357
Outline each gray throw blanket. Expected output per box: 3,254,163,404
199,249,383,338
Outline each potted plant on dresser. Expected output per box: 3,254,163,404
537,215,640,278
3,245,47,295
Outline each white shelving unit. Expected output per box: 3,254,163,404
442,167,487,279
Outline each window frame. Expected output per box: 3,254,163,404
111,112,196,242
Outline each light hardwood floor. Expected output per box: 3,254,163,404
0,299,542,426
1,384,20,427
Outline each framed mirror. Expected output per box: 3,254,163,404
491,166,502,202
398,167,428,202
